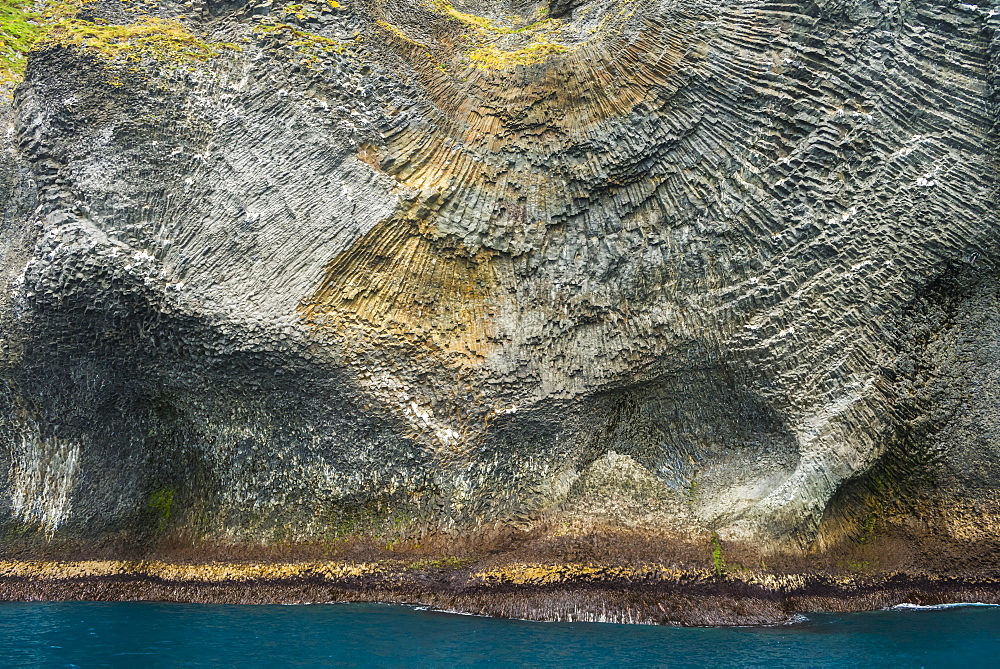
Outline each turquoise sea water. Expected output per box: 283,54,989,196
1,601,998,667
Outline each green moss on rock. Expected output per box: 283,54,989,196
41,16,237,64
0,0,77,89
0,1,237,93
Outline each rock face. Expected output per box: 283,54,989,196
0,0,999,558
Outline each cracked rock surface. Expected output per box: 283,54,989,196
0,0,999,559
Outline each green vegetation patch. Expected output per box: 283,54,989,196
254,21,348,69
419,0,571,71
429,0,550,34
42,16,237,65
0,0,43,79
710,532,726,576
0,1,236,93
0,0,74,88
148,487,175,532
465,41,567,69
845,560,875,573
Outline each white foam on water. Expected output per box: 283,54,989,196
417,607,499,619
889,602,1000,611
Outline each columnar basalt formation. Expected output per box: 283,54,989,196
0,0,999,582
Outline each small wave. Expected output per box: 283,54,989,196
889,602,1000,611
413,606,564,623
416,607,499,619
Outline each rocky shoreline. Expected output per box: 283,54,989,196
3,559,999,627
3,0,1000,610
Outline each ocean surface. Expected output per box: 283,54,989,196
1,600,998,667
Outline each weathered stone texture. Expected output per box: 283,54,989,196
0,0,999,557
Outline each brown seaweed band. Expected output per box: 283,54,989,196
3,560,1000,627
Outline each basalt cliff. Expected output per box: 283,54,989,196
1,0,1000,624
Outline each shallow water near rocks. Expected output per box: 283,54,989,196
1,601,998,667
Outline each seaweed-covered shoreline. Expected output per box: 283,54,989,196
3,560,999,627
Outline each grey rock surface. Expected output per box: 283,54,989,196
0,0,998,555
